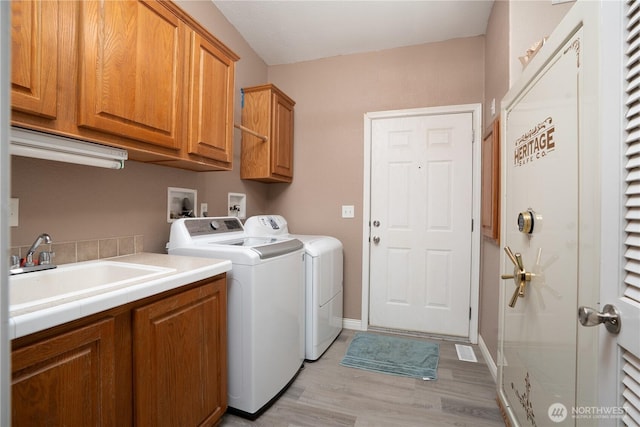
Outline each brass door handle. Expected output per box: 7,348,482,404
501,246,535,308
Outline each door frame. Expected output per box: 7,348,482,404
361,104,482,343
596,0,624,414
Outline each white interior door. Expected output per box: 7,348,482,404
369,111,473,338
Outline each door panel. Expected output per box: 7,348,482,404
369,113,473,337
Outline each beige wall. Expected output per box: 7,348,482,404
267,37,485,320
509,1,575,86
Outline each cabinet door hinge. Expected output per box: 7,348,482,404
471,219,474,232
469,307,472,320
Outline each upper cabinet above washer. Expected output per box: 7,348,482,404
11,0,239,172
241,84,295,183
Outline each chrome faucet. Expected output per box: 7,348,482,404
25,233,52,267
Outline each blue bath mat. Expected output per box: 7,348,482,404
340,332,439,380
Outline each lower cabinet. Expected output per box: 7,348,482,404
12,318,116,426
134,279,227,426
11,275,227,427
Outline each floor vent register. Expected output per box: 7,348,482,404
455,344,478,363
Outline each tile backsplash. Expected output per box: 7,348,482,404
11,235,144,265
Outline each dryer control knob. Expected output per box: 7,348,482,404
210,220,220,230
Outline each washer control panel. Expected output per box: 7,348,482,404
244,215,289,236
184,217,244,236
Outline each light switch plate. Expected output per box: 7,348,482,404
10,198,18,227
342,205,355,218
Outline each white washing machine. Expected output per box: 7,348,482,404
167,217,305,418
244,215,343,361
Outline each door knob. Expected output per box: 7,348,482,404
501,246,535,308
372,236,380,244
578,304,621,334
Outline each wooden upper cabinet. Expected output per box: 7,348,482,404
78,0,184,150
186,31,235,167
11,0,58,119
12,318,116,426
241,84,295,183
11,0,238,171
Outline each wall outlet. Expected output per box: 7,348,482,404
200,203,208,217
342,205,355,218
10,198,18,227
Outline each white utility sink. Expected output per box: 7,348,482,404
10,261,176,312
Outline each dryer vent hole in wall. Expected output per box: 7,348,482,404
455,344,478,363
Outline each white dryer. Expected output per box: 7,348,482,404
244,215,343,361
167,217,305,418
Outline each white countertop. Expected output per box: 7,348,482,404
9,253,232,339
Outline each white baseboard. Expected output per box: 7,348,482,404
478,334,497,382
342,318,366,331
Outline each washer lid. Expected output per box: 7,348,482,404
217,237,303,259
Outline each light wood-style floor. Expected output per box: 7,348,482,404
219,329,504,426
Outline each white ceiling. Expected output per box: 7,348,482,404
213,0,495,66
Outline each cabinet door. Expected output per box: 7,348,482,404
187,32,234,167
12,318,116,426
240,85,295,182
11,0,58,119
78,0,184,150
133,279,227,427
240,88,271,180
271,92,294,179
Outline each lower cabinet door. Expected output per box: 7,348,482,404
12,318,116,426
133,279,227,427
